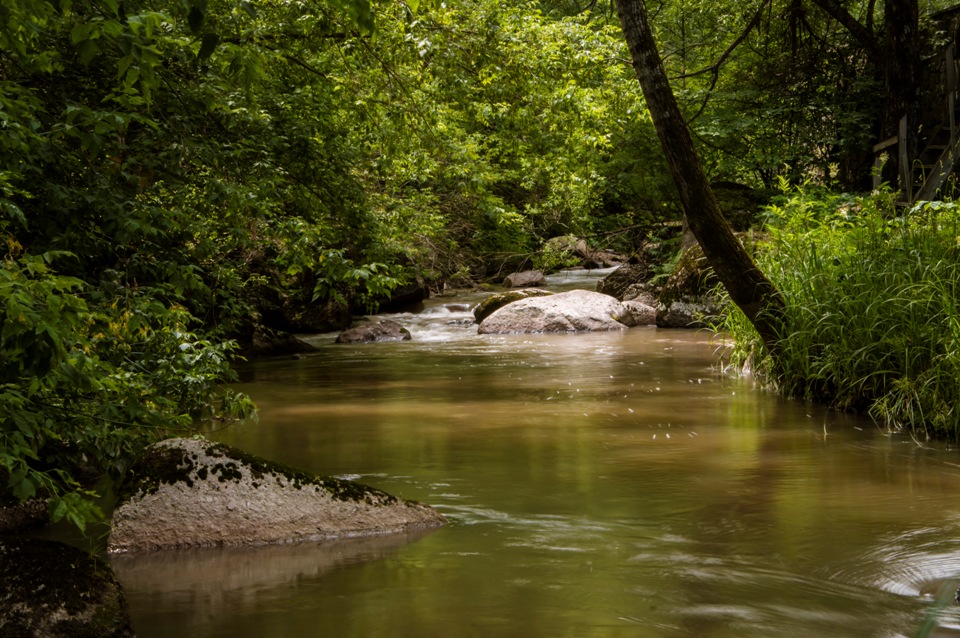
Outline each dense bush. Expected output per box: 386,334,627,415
719,186,960,439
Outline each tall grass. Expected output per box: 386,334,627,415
719,186,960,440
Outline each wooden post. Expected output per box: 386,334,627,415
900,115,912,203
948,44,957,153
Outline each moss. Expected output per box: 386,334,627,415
204,442,398,504
117,439,399,506
211,462,242,483
658,244,719,307
473,289,554,323
115,446,196,504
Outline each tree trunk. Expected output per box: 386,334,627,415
880,0,921,192
615,0,785,359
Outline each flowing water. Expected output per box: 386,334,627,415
112,270,960,637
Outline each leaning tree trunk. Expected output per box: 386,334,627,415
615,0,785,359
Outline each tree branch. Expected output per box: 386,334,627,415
675,0,770,83
808,0,879,61
673,0,770,124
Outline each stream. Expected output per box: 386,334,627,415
111,269,960,637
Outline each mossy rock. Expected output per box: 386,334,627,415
656,243,724,329
239,323,316,358
0,498,48,534
0,538,134,637
596,263,651,301
473,288,555,324
657,243,719,307
109,438,445,552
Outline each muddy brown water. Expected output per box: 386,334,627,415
112,271,960,637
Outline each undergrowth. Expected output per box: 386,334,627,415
718,185,960,440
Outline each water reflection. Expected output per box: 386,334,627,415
114,293,960,638
112,530,440,634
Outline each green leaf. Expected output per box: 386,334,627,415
50,498,67,522
198,33,219,61
70,23,90,45
187,6,205,35
11,475,36,501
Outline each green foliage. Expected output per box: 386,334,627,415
274,219,400,310
719,185,960,439
0,250,255,530
532,236,584,273
329,0,666,271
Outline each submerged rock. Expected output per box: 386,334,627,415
478,290,631,334
108,438,445,553
472,288,554,324
335,320,412,344
0,537,134,637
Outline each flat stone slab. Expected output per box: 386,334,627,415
108,438,445,553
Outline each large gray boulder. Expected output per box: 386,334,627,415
335,320,411,344
503,270,547,288
478,290,632,334
472,288,554,324
0,538,134,637
108,438,445,553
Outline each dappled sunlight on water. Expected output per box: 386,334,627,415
114,280,960,637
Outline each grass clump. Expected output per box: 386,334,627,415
718,185,960,440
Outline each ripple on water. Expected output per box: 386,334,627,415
819,522,960,635
829,524,960,598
